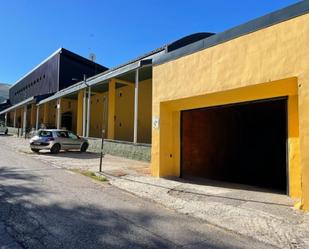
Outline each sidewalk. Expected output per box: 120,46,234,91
1,135,309,249
1,135,150,177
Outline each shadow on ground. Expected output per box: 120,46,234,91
164,176,287,195
0,165,243,249
35,151,101,159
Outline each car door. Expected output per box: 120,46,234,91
55,131,70,149
67,131,82,150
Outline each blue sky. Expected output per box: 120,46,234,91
0,0,300,84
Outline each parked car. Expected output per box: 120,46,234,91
29,129,89,154
0,121,8,135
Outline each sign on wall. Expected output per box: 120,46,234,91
152,116,160,129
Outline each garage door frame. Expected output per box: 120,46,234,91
153,77,300,198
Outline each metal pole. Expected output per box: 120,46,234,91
99,129,105,172
99,96,108,172
83,89,87,137
13,109,16,128
56,99,61,129
36,105,40,130
23,105,27,138
86,86,91,137
133,68,139,143
4,113,7,127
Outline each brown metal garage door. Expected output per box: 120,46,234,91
181,98,288,193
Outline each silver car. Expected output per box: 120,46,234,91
29,129,89,154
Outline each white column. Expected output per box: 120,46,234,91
4,113,7,127
133,68,139,143
13,109,16,128
36,105,40,130
23,105,27,135
83,89,87,137
86,86,91,137
56,99,61,129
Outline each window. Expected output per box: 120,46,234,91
56,131,68,138
68,131,78,140
38,130,53,138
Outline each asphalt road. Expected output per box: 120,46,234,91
0,138,276,249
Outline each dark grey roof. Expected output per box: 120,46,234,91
154,1,309,65
10,48,108,88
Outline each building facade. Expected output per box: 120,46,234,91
151,1,309,210
1,1,309,211
2,48,107,130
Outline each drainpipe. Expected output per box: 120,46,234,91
36,105,40,130
4,113,7,127
86,86,91,138
56,99,61,129
23,105,27,137
133,68,139,143
83,89,87,137
13,109,16,128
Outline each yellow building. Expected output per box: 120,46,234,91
151,1,309,210
2,1,309,211
37,49,164,145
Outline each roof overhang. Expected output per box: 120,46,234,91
0,96,35,115
37,52,160,106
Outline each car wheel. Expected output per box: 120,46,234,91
31,148,40,153
50,144,61,154
80,143,88,152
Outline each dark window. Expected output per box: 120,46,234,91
56,131,68,138
68,131,78,140
38,130,53,138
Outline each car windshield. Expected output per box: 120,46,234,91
38,130,53,138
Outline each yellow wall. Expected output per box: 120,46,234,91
60,98,77,132
48,101,57,127
108,80,116,139
138,79,152,144
89,92,108,138
152,13,309,209
42,101,56,127
114,79,152,143
8,111,14,126
114,84,134,141
30,104,36,129
77,90,84,136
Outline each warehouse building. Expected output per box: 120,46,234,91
151,1,309,210
1,1,309,211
